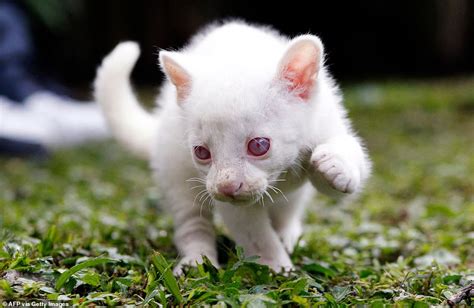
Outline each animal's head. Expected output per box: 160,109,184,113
159,34,324,205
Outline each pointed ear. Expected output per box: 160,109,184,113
276,35,324,101
159,51,192,102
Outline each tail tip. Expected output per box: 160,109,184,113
113,41,140,61
94,42,141,94
99,41,141,74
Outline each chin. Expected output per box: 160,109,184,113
212,194,259,206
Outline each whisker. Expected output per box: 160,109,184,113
201,193,213,214
199,190,210,202
268,170,288,184
186,177,206,184
268,171,286,179
267,185,279,194
268,185,289,202
256,193,264,207
290,164,302,179
264,190,274,203
193,189,208,208
206,194,214,210
190,184,205,191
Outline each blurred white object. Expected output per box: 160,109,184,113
0,92,109,148
414,249,461,267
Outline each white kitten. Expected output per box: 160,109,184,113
94,21,371,274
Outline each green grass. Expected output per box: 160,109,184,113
1,78,473,306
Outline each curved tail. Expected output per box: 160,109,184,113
94,42,156,160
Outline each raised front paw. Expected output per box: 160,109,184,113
310,143,361,194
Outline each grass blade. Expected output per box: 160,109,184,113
151,252,183,304
55,257,114,291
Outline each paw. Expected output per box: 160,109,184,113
310,144,360,193
277,223,302,254
173,254,219,276
258,252,294,273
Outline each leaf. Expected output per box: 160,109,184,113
360,268,376,279
331,286,352,302
425,203,456,218
202,255,219,283
151,252,183,303
63,277,77,294
0,279,13,297
302,262,337,278
240,294,276,307
373,289,394,299
413,301,430,308
290,278,308,295
236,246,245,259
292,295,310,307
232,262,271,285
55,257,114,290
324,292,336,304
9,255,30,269
80,272,101,287
39,225,57,256
39,286,56,294
443,274,462,284
142,288,159,305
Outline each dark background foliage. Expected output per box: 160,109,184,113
20,0,474,86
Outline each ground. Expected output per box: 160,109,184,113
1,79,473,306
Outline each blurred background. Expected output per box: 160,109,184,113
16,0,474,88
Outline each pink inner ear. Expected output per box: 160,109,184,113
279,41,320,101
161,54,191,102
167,61,190,101
284,59,317,100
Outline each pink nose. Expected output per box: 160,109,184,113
217,182,243,197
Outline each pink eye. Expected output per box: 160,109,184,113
194,145,211,161
248,137,271,157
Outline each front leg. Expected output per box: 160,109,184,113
308,135,371,196
269,183,313,253
170,192,218,275
217,203,293,272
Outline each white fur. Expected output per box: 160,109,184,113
94,21,371,273
94,42,156,159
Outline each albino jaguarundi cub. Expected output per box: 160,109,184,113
94,21,371,274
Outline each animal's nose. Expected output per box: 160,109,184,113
217,182,243,197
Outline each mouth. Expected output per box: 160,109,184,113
212,193,259,205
